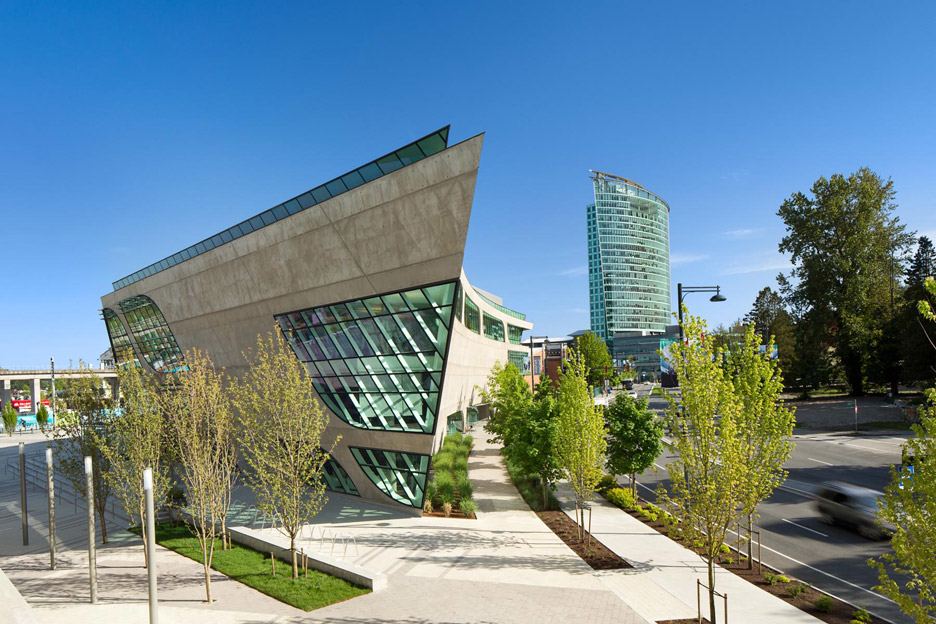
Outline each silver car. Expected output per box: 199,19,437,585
813,482,894,540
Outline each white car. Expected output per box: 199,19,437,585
626,390,638,399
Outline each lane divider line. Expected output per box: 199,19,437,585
781,518,828,537
807,458,833,466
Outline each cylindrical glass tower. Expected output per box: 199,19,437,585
587,171,671,340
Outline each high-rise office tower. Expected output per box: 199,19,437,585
587,171,671,341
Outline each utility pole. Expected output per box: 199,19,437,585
47,447,55,569
85,456,97,603
50,357,55,426
144,468,158,624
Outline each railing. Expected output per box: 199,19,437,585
697,579,728,624
473,288,526,320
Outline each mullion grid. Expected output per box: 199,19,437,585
276,282,455,434
118,296,185,372
350,447,428,508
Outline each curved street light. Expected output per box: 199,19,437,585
677,283,726,342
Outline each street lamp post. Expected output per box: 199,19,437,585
528,335,549,390
676,283,727,342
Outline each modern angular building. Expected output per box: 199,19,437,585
587,171,671,342
100,127,532,510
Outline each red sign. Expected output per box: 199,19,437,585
10,399,50,413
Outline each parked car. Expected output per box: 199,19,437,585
813,482,894,540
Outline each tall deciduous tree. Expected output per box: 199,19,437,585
163,349,238,604
778,168,915,395
902,241,936,385
481,361,533,447
554,351,607,544
571,330,614,389
50,365,114,543
659,309,745,624
745,286,796,376
605,394,663,498
724,324,796,565
101,364,170,567
235,330,334,579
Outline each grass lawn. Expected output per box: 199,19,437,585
151,523,370,611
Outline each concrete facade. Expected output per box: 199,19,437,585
99,128,532,510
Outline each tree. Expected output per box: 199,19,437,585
902,242,936,385
724,324,796,566
163,348,238,604
481,361,533,447
605,394,663,498
571,331,614,389
778,168,915,395
235,330,334,579
745,287,796,376
870,391,936,622
658,309,745,624
101,364,170,567
49,365,114,543
36,404,49,431
554,350,607,544
2,401,17,436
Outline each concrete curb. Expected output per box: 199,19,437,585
0,566,40,624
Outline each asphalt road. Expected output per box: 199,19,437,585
633,385,912,624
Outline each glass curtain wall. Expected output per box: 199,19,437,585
102,308,140,367
351,447,429,508
117,296,186,372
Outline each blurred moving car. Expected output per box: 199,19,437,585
626,389,638,399
813,482,894,540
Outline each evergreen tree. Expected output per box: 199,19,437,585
570,331,614,389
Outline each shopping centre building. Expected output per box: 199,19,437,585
99,127,532,510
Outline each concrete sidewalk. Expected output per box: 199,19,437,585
555,482,824,623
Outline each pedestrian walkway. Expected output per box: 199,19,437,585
554,481,824,623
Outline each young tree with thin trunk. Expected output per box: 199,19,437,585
659,309,745,624
554,350,607,544
724,324,796,567
605,394,664,498
163,348,238,604
235,330,334,579
50,365,114,543
36,404,49,431
2,401,16,436
101,364,171,567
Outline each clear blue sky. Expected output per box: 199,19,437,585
2,2,935,367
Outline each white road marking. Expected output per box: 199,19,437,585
724,527,894,604
844,442,893,453
781,518,828,537
653,463,665,470
807,457,833,466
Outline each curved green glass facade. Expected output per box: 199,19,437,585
587,172,671,339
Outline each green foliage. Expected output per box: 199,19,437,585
36,404,49,429
151,523,368,609
432,452,454,472
424,480,437,506
456,474,473,500
596,474,617,494
459,498,477,518
504,456,560,511
603,487,637,509
481,361,534,446
851,608,872,623
724,556,733,564
788,583,810,599
422,497,433,514
453,456,469,474
870,390,936,622
436,475,456,504
570,330,614,388
764,571,780,585
2,401,17,436
745,286,796,377
604,392,663,497
814,595,835,613
555,350,607,541
719,544,730,554
650,386,664,396
777,168,915,395
463,434,474,447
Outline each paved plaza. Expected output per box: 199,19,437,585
1,426,821,623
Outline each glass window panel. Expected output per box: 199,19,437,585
272,204,289,220
464,297,480,333
311,326,342,359
381,293,409,314
364,297,387,316
315,306,337,324
423,283,456,308
194,243,206,254
379,356,406,373
395,144,424,166
454,283,463,321
314,361,335,376
249,216,265,230
327,325,358,358
311,187,331,203
356,375,379,392
260,211,276,226
329,304,354,322
345,358,368,374
325,179,347,196
417,134,446,156
297,193,316,209
399,354,426,372
344,323,376,357
358,318,392,353
375,315,411,352
391,374,417,393
360,356,385,374
347,299,371,319
357,163,382,182
219,231,233,244
396,312,433,352
339,376,362,392
401,289,431,310
341,170,365,190
210,234,224,247
483,313,505,342
283,199,301,215
287,312,306,329
376,154,402,174
329,359,351,376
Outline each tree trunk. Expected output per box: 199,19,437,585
747,514,753,570
541,479,548,510
140,500,149,568
630,473,636,498
291,536,298,579
203,561,213,603
97,504,108,544
708,556,718,624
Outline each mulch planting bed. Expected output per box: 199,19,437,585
657,619,710,624
422,508,475,520
620,505,887,624
537,510,632,570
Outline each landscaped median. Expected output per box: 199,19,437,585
423,432,477,518
598,483,885,624
143,523,370,611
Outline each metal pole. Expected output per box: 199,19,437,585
85,456,97,604
47,447,55,569
677,282,684,343
20,442,28,545
144,468,158,624
529,337,535,390
50,357,55,427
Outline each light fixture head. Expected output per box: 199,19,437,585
710,288,726,303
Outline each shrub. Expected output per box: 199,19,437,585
851,608,871,623
814,595,835,613
723,556,733,564
425,479,438,505
453,445,470,459
436,473,456,504
446,431,464,446
788,583,810,599
604,487,636,509
462,434,473,448
422,497,433,514
459,498,477,518
456,475,473,500
643,509,658,522
432,452,454,472
777,575,790,584
597,474,617,493
442,502,453,517
764,571,780,586
453,456,469,474
719,544,730,554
